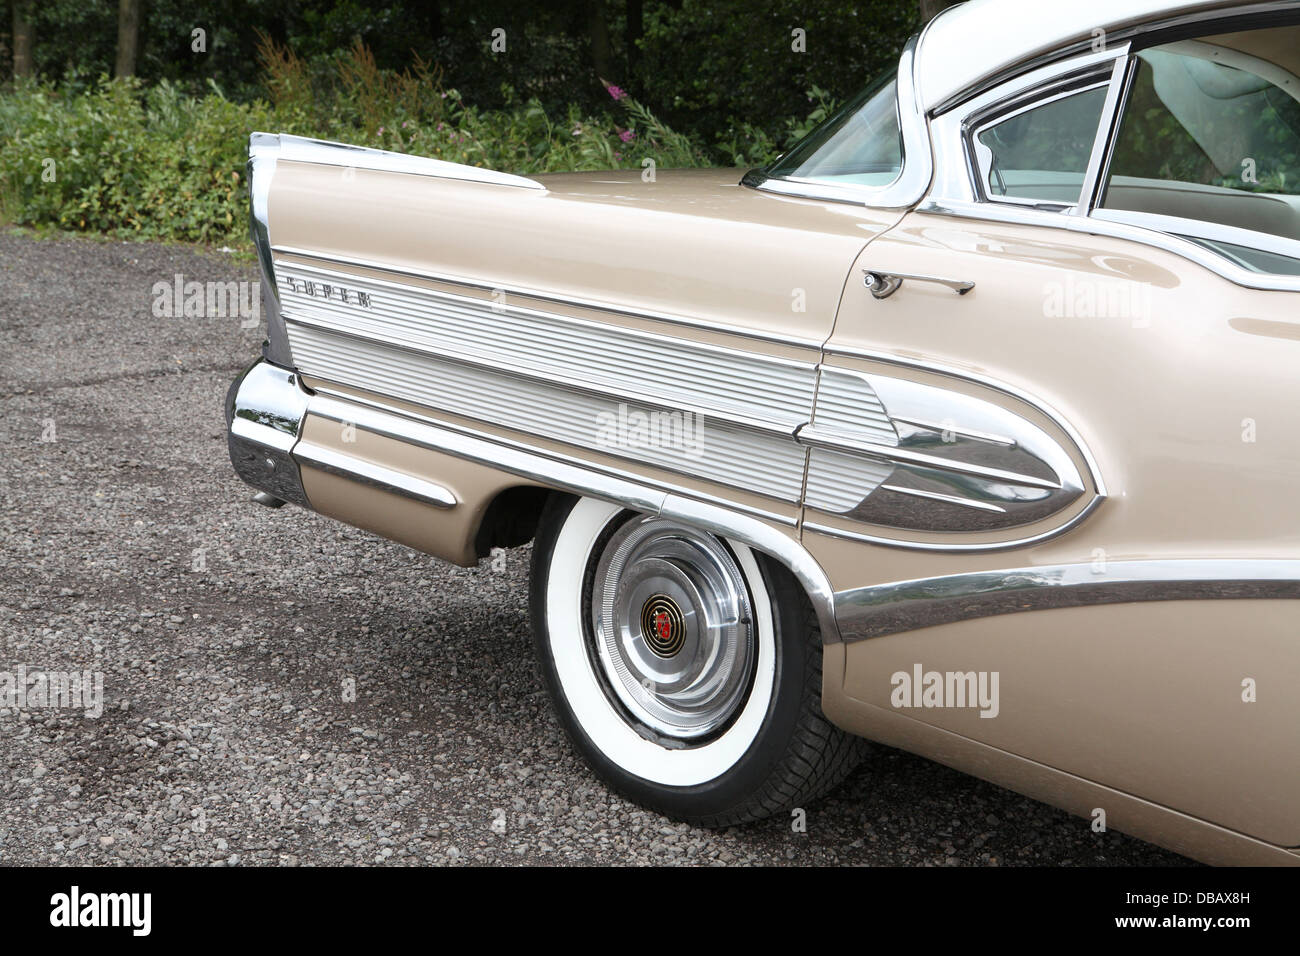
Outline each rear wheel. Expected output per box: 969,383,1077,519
529,494,866,826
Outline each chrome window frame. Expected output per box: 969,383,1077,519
928,46,1130,208
740,34,933,210
965,72,1117,211
925,14,1300,292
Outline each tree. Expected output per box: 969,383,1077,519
586,0,614,84
12,0,34,78
625,0,643,74
114,0,140,78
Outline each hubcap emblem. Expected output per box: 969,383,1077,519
640,594,685,658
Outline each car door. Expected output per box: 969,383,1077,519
806,26,1300,846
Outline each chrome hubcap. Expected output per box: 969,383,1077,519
591,516,755,740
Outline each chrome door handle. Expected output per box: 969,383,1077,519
863,269,974,299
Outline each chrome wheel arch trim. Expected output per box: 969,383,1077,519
835,559,1300,642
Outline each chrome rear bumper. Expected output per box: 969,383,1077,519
225,360,311,508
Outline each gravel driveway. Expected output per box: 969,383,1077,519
0,232,1190,866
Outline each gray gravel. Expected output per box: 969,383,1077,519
0,232,1191,866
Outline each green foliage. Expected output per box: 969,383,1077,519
0,0,908,247
0,76,274,242
0,41,722,245
636,0,919,154
714,85,841,167
8,0,919,153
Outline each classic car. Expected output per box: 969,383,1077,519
225,0,1300,865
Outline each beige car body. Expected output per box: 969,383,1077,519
227,0,1300,864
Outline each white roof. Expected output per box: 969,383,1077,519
915,0,1246,111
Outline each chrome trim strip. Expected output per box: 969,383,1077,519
878,483,1007,513
306,385,798,529
271,245,826,349
836,559,1300,641
1091,208,1300,264
890,416,1015,447
740,34,934,210
273,132,546,189
294,441,457,509
798,425,1062,491
1073,55,1134,217
919,197,1300,293
307,393,665,514
280,313,801,439
804,493,1106,552
299,388,840,641
247,133,293,365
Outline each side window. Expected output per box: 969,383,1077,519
767,73,903,188
1099,28,1300,274
973,86,1108,206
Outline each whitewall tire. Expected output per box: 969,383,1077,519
530,494,867,826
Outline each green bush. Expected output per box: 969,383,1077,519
0,77,274,242
0,37,836,246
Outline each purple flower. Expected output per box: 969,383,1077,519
401,121,408,128
606,85,627,101
378,126,384,134
618,129,635,143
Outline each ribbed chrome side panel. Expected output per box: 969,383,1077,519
286,324,809,500
275,261,815,428
804,448,896,513
803,367,898,512
811,367,898,443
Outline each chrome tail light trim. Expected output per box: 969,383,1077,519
248,133,294,366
